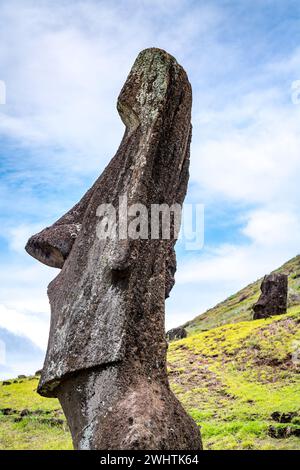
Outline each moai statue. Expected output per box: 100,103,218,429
253,273,288,320
25,48,202,450
166,327,187,341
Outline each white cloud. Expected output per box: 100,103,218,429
0,259,53,313
0,0,223,172
177,207,300,293
0,304,49,350
242,209,300,248
191,92,300,205
177,242,296,286
4,223,44,254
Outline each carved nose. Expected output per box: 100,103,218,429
25,236,65,268
25,223,81,269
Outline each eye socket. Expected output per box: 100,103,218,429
111,266,130,281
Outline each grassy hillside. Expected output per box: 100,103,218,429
184,255,300,334
0,377,72,449
168,307,300,450
1,308,300,449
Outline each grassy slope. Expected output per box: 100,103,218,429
184,255,300,334
168,307,300,449
1,256,300,450
0,377,72,449
1,309,300,450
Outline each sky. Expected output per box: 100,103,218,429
1,0,300,378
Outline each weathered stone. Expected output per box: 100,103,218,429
253,273,288,320
25,48,202,450
271,411,297,423
166,327,187,341
268,424,300,438
0,408,17,415
268,425,291,439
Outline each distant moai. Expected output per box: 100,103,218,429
25,48,202,450
253,273,288,320
166,327,187,341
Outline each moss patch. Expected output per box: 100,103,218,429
168,308,300,450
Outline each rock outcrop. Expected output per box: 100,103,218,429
25,48,202,450
166,327,187,341
253,273,288,320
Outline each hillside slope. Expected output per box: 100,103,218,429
184,255,300,334
0,376,71,450
1,308,300,450
168,307,300,450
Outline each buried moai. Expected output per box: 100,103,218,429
253,273,288,320
25,48,202,450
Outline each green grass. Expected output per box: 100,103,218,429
168,307,300,450
0,416,72,450
1,257,300,450
0,376,72,450
2,309,299,450
0,377,59,411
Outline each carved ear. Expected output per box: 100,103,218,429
25,223,81,268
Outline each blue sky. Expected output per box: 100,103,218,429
1,0,300,378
